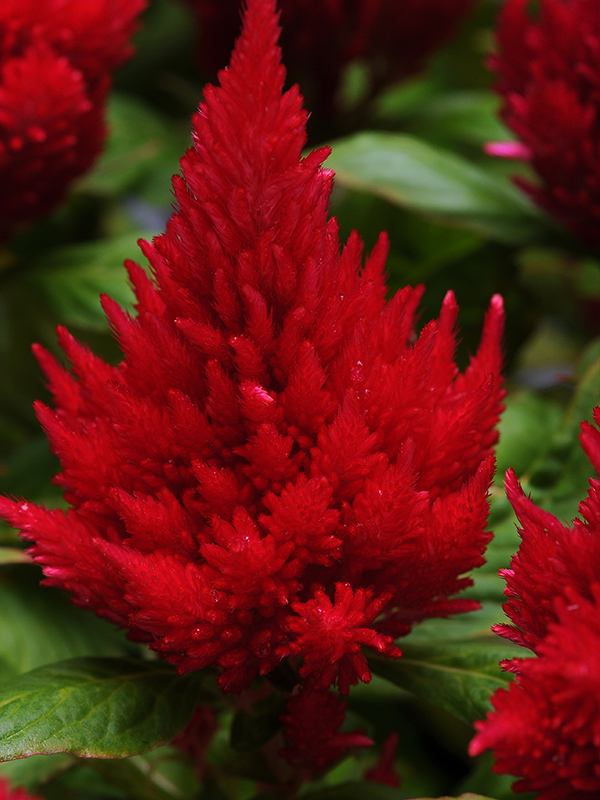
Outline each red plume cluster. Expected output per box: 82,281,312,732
0,0,504,770
489,0,600,249
471,409,600,798
0,0,146,241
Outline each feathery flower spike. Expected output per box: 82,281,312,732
488,0,600,248
0,0,504,697
0,0,145,240
471,409,600,797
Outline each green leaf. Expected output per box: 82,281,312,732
24,233,151,331
327,132,548,244
407,90,510,148
77,94,170,197
0,657,213,760
0,565,134,673
369,633,519,725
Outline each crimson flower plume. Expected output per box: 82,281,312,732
471,409,600,798
0,0,504,698
488,0,600,249
0,0,145,240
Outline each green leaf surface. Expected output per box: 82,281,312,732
24,233,151,331
0,565,134,674
494,393,563,481
407,90,510,147
0,657,212,760
364,608,522,727
78,94,170,197
327,132,548,244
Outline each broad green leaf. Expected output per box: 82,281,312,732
369,638,518,725
0,657,212,760
0,565,134,673
24,233,151,331
407,90,510,147
78,94,170,197
494,393,562,481
327,132,548,244
398,604,509,645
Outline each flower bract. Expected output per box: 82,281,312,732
0,0,505,696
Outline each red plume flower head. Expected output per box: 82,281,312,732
471,587,600,799
488,0,600,248
494,407,600,656
0,0,145,240
0,0,505,696
471,408,600,796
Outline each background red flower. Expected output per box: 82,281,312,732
489,0,600,249
0,0,145,241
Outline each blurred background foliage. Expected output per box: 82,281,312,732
0,0,598,798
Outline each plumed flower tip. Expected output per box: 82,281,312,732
183,0,474,125
0,0,146,240
493,407,600,656
0,0,505,695
470,409,600,798
489,0,600,248
471,589,600,800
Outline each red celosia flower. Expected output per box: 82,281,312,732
280,685,373,774
488,0,600,248
182,0,474,127
0,777,42,800
0,0,504,695
471,588,600,800
0,0,145,240
494,408,600,656
470,408,600,797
